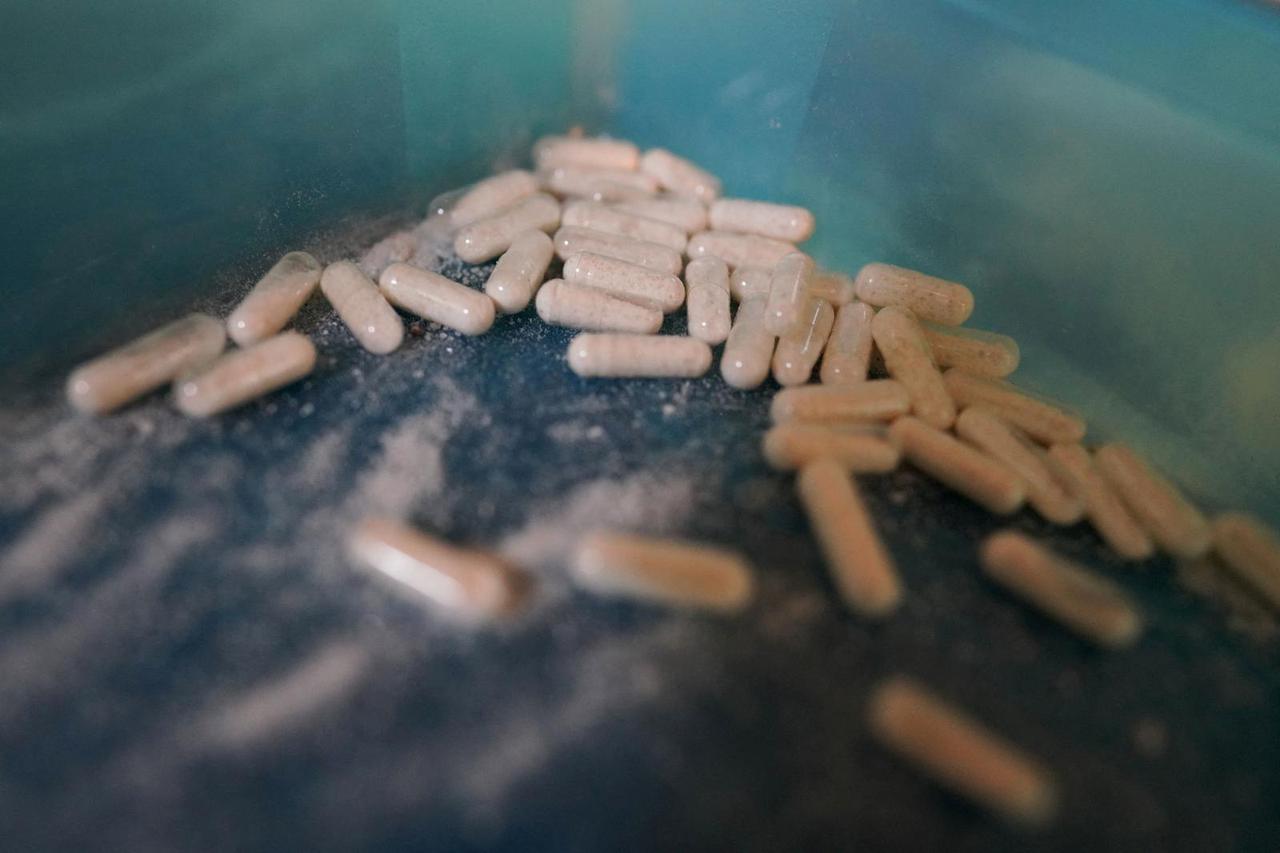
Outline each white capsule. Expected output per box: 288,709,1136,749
378,263,495,335
454,193,560,264
571,531,754,612
1045,443,1154,560
719,298,777,389
820,302,875,385
483,230,554,314
922,322,1021,378
543,165,658,202
944,370,1086,446
613,196,708,233
638,148,722,201
1094,443,1211,560
449,170,541,228
174,332,316,417
1211,513,1280,611
688,230,796,270
534,136,640,171
66,314,227,414
567,333,712,378
709,198,815,242
771,381,911,425
684,256,731,345
872,306,956,430
729,266,772,302
554,226,683,275
562,201,688,252
320,261,404,354
809,269,856,305
563,251,685,313
889,416,1025,515
772,298,835,386
349,517,527,621
536,279,662,334
855,262,974,326
955,408,1084,525
764,252,816,337
763,424,899,473
225,252,321,347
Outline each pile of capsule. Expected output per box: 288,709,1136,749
64,132,1280,829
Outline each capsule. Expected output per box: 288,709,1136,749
868,677,1057,827
922,322,1020,378
535,135,640,172
944,370,1086,446
820,302,875,385
765,252,816,336
454,193,560,264
638,148,721,201
449,169,541,228
1045,444,1154,560
709,198,815,242
809,269,856,305
480,229,554,314
379,263,495,336
890,416,1025,514
772,298,835,386
349,517,527,621
225,252,322,347
1094,444,1211,560
542,165,658,201
563,252,685,313
854,263,974,326
358,231,417,279
729,266,772,302
536,279,662,334
955,408,1084,525
554,226,683,275
571,531,754,612
567,333,712,378
66,313,227,414
613,196,708,233
719,298,776,390
797,459,901,616
174,332,316,417
687,231,796,270
684,256,731,345
872,306,956,430
763,424,899,472
771,381,911,425
319,261,404,354
1211,513,1280,611
562,201,687,252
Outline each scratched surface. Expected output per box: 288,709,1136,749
1,225,1278,853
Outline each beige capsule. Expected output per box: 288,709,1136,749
773,298,835,386
454,193,560,264
534,135,640,171
719,298,777,390
765,252,816,336
820,302,875,385
567,333,712,378
1045,444,1154,561
763,424,899,472
554,226,684,275
872,306,956,430
729,265,772,302
536,279,662,334
227,251,322,346
379,263,495,336
542,165,658,201
349,517,526,620
67,313,227,414
854,262,974,326
563,251,685,313
571,531,754,612
449,169,541,228
981,531,1142,648
889,416,1025,514
797,459,902,616
868,677,1057,827
562,201,687,252
709,198,815,242
320,261,404,354
687,230,797,270
1094,444,1211,559
771,380,911,424
944,369,1086,445
809,269,856,306
613,197,708,233
1211,513,1280,611
922,322,1020,378
484,230,555,314
358,230,417,280
638,148,722,201
955,408,1084,525
174,331,316,417
684,256,731,345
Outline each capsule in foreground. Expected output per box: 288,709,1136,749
320,261,404,354
921,322,1020,378
379,263,495,336
772,298,834,386
613,197,708,233
719,298,776,390
227,251,322,346
553,226,684,275
765,252,816,336
450,169,541,228
684,256,732,345
567,333,712,378
854,262,974,326
687,230,796,270
709,198,815,242
562,201,687,251
174,332,316,417
536,279,663,334
638,148,721,201
571,531,754,612
872,306,956,430
563,252,685,313
820,302,875,385
484,229,555,314
454,193,560,264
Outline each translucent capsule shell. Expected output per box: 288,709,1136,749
639,148,721,201
729,266,772,303
320,261,404,354
174,331,316,417
719,298,777,390
855,262,974,326
484,229,555,314
567,333,712,378
536,279,662,334
454,193,560,264
554,226,683,276
772,298,835,386
809,270,856,306
765,252,816,336
227,251,322,346
379,264,495,336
